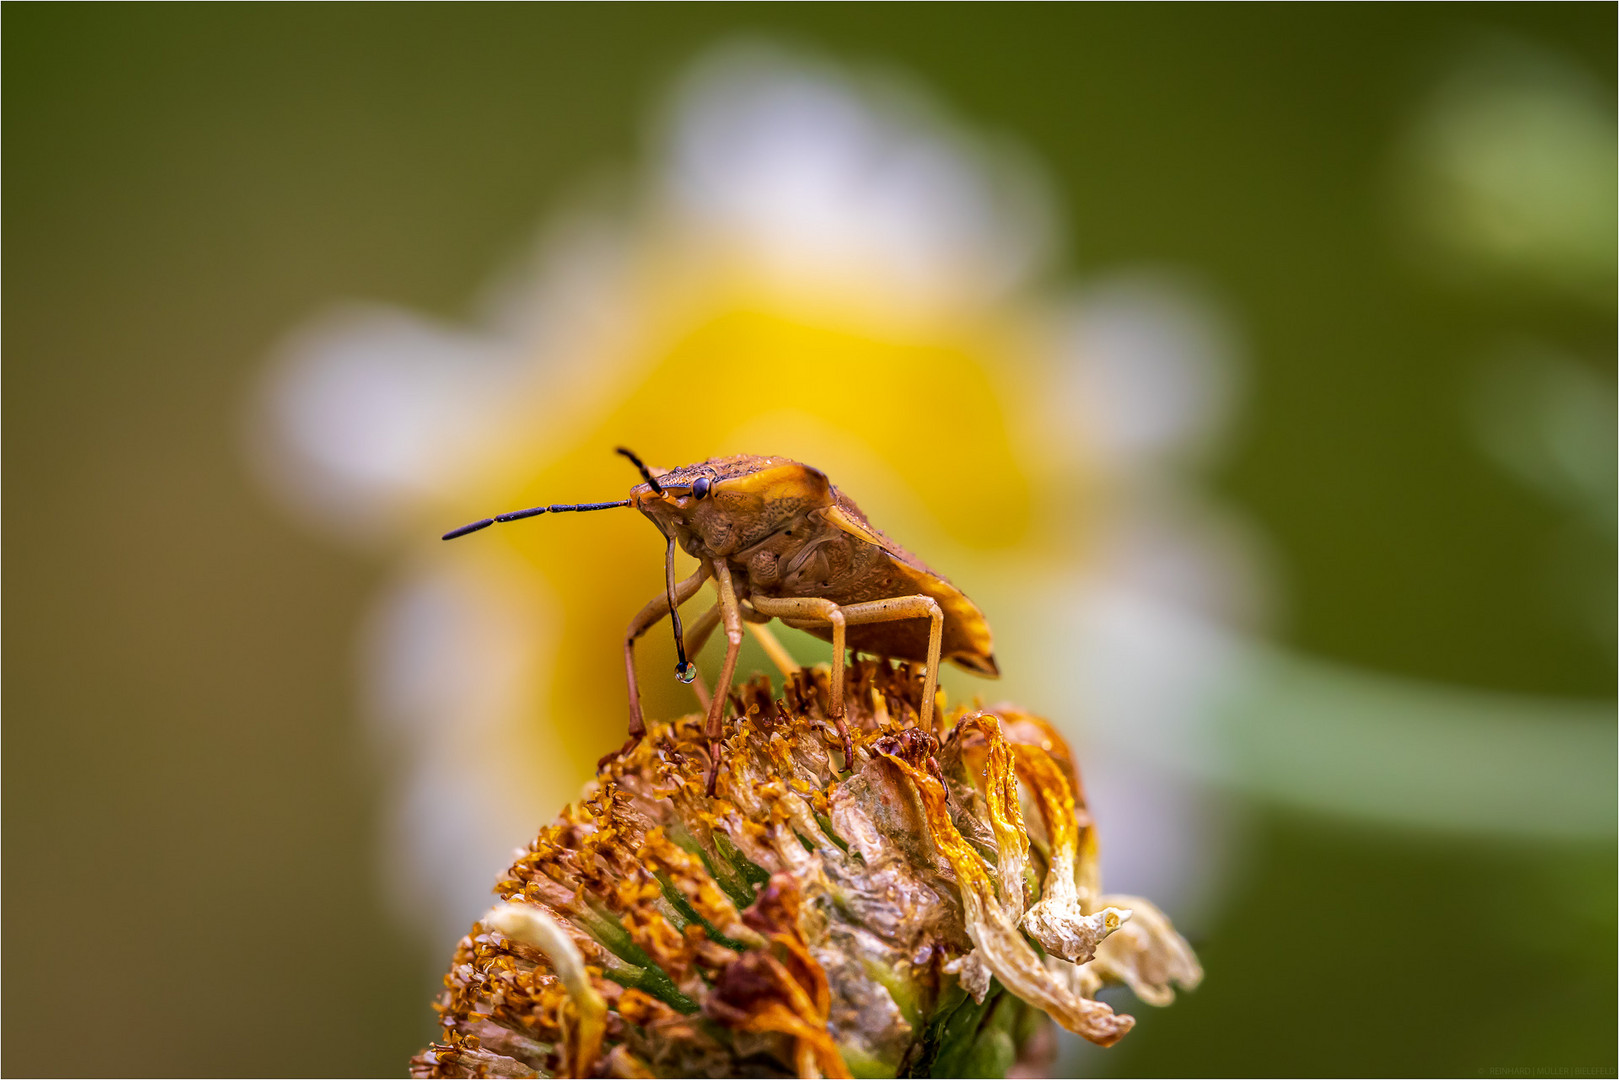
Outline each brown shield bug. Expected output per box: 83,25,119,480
443,449,999,792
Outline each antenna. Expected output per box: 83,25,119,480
615,446,664,494
618,450,696,682
442,447,695,686
440,500,630,540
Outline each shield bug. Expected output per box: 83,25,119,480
443,449,999,792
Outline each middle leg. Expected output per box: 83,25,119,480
753,594,944,734
704,560,745,796
838,595,944,732
747,595,852,767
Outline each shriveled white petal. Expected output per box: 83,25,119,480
484,904,595,1003
1089,894,1204,1007
483,903,607,1075
874,743,1136,1047
1022,902,1129,966
942,950,993,1004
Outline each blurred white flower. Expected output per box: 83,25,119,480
250,42,1257,948
657,48,1057,314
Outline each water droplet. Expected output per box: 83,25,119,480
675,661,697,684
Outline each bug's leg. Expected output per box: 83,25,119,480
828,613,847,725
705,561,745,796
614,563,712,766
828,612,850,760
682,599,723,711
748,595,853,768
836,596,945,733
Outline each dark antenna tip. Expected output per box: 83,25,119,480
442,518,495,541
615,446,664,495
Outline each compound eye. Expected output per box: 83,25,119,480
691,477,712,499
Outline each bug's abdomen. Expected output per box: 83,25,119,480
743,530,997,675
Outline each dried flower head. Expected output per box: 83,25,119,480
413,662,1201,1079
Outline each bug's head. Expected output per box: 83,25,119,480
622,451,832,557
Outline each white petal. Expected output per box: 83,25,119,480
360,565,571,945
250,305,523,544
1048,272,1241,466
658,43,1056,310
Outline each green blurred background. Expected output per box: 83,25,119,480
5,5,1613,1077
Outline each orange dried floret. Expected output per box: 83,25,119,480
414,661,1200,1079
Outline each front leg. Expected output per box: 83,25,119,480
616,561,711,766
705,561,746,795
